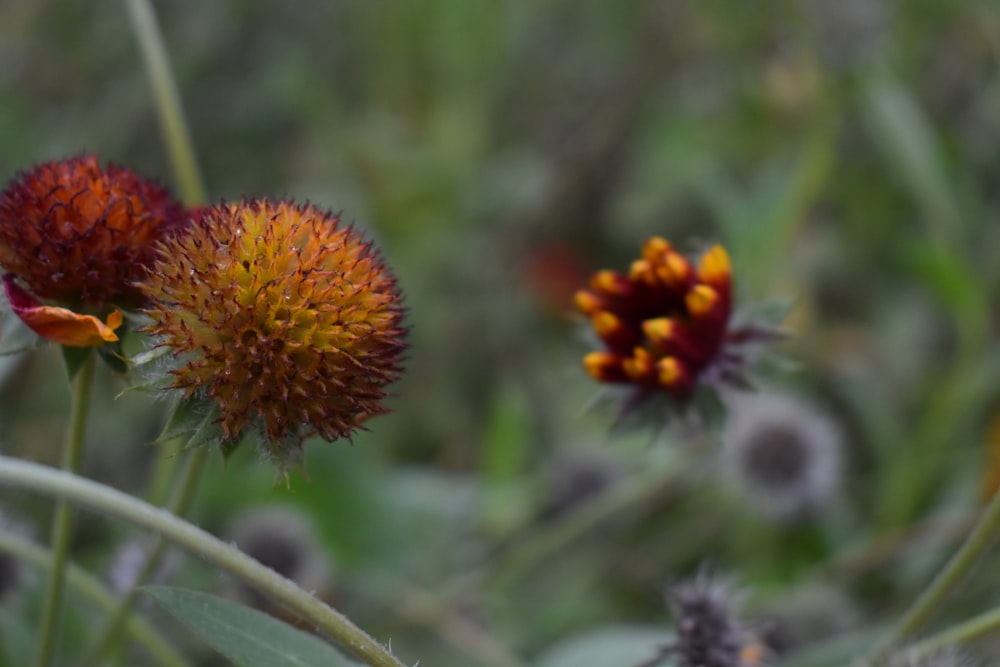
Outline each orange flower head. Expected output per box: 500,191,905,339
576,238,781,422
0,155,187,309
139,198,407,454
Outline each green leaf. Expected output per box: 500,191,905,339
61,346,92,382
862,73,964,244
533,626,669,667
144,587,362,667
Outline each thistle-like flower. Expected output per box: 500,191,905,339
575,237,779,426
0,155,186,308
639,574,764,667
140,198,407,462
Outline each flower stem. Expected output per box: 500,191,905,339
33,352,95,667
866,488,1000,664
126,0,206,206
906,606,1000,658
0,531,190,667
0,455,407,667
79,446,209,666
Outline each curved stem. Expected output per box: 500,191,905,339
126,0,206,206
80,447,209,666
0,456,407,667
866,488,1000,664
907,606,1000,659
33,352,95,667
0,532,190,667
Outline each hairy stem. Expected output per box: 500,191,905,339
0,456,407,667
0,532,190,667
33,352,95,667
80,447,209,666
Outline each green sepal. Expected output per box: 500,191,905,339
62,346,93,382
97,338,129,375
157,392,226,451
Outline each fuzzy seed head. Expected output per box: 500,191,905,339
140,198,407,449
723,392,843,522
0,155,187,308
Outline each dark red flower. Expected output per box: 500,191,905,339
0,154,187,309
575,237,779,420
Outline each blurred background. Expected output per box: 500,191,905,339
2,1,1000,665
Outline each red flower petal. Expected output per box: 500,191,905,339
3,275,121,347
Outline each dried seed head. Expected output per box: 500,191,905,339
140,198,407,457
0,155,187,308
722,392,843,522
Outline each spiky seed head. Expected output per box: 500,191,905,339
667,575,750,667
139,198,407,457
0,155,187,308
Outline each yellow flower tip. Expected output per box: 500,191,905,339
3,275,121,347
655,356,690,391
697,245,731,288
628,259,657,287
591,310,622,338
685,284,720,318
573,289,602,316
583,351,625,382
140,198,408,452
641,236,671,262
656,251,693,290
590,270,631,298
641,317,675,345
622,346,655,382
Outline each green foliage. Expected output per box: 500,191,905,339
144,587,361,667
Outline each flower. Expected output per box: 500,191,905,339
139,198,407,457
640,573,764,667
3,275,122,347
722,391,843,522
575,237,779,425
0,155,187,309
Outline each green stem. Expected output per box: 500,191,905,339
0,532,190,667
0,456,407,667
866,488,1000,664
907,606,1000,659
126,0,206,206
80,447,209,666
33,352,95,667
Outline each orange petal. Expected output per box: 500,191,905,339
4,275,121,347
